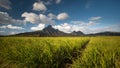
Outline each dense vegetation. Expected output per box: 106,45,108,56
0,37,120,68
72,37,120,68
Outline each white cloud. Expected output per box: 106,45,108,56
0,30,26,35
53,20,120,34
33,2,47,11
10,32,16,35
9,31,21,35
37,0,61,5
0,0,11,9
44,1,52,5
72,21,97,26
22,12,55,24
53,20,98,33
91,24,120,33
0,31,13,35
39,14,55,24
31,24,45,31
21,12,69,24
53,23,72,33
0,11,24,24
0,24,24,30
22,12,40,24
89,16,102,21
55,0,61,4
0,11,11,24
57,12,69,20
48,13,56,19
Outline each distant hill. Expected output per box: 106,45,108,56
87,31,120,36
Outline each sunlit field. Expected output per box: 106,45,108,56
0,37,120,68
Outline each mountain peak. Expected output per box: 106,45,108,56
41,25,68,36
71,31,84,35
43,25,54,30
43,25,54,31
47,25,52,28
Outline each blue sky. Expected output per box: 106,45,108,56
0,0,120,35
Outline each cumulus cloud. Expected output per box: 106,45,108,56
33,2,47,11
53,20,98,33
37,0,62,5
55,0,61,4
53,17,120,34
0,0,11,9
22,12,55,24
0,12,11,24
39,14,55,24
53,23,72,33
89,16,102,21
31,24,45,31
53,21,120,34
53,16,101,33
0,11,24,24
48,12,69,20
21,12,69,24
57,12,69,20
22,12,40,24
0,24,24,30
48,13,56,19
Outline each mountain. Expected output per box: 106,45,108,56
7,25,120,37
39,25,69,36
71,31,84,36
14,25,70,37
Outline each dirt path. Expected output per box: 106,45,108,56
63,40,90,68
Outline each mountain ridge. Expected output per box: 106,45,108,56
14,25,84,37
1,25,120,37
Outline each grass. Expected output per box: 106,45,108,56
0,37,89,68
72,36,120,68
0,36,120,68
